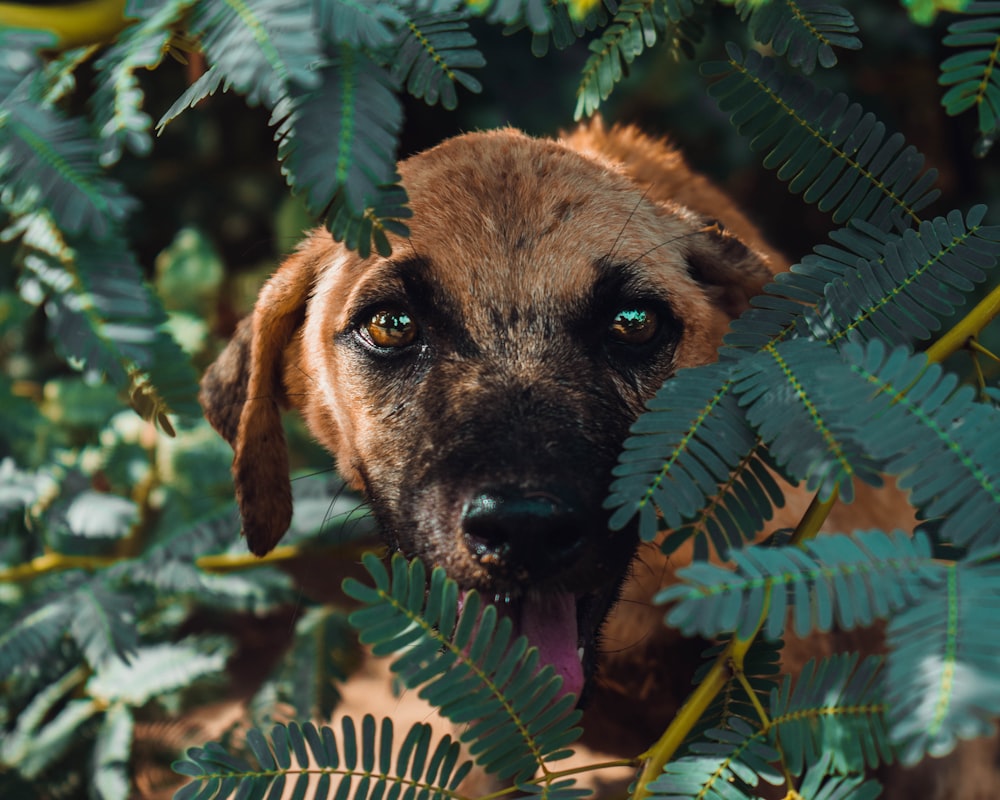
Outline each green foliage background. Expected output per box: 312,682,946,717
3,0,1000,798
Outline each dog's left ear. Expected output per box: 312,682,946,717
200,247,319,556
683,220,774,318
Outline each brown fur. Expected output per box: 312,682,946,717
201,119,999,797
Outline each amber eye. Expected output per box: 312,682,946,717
609,308,659,345
364,309,417,348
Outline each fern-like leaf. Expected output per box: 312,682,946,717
731,339,883,502
685,637,783,744
343,553,582,782
174,717,474,800
273,48,406,229
660,442,784,561
504,0,616,58
0,99,136,240
16,217,201,422
646,717,782,799
940,6,1000,139
474,0,557,34
769,653,892,775
67,582,138,669
86,636,232,705
840,339,1000,551
91,0,198,166
182,0,322,109
808,206,1000,348
605,361,762,549
0,598,76,682
1,689,101,780
737,0,861,74
723,218,896,353
887,554,1000,764
659,530,941,641
703,44,940,230
318,0,409,49
92,703,134,800
391,11,485,110
574,0,668,119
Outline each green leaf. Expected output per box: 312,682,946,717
839,339,1000,551
646,716,782,798
92,703,134,800
940,10,1000,138
705,44,939,231
888,557,1000,764
660,531,941,641
68,582,138,668
346,553,582,782
87,636,232,705
391,11,485,110
606,361,764,553
732,339,882,502
738,0,861,74
0,100,136,240
769,653,891,774
91,0,199,166
184,0,322,109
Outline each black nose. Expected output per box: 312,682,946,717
461,487,584,574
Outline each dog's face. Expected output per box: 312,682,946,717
200,128,771,699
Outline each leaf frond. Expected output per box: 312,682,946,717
646,716,782,799
173,717,474,800
737,0,861,74
940,6,1000,139
606,362,763,552
840,339,1000,551
703,44,940,230
390,11,486,110
732,340,883,502
343,553,582,782
659,530,941,642
91,0,198,166
769,653,892,775
887,556,1000,764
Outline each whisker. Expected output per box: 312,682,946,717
607,185,654,264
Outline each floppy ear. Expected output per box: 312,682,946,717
200,249,317,556
683,220,774,318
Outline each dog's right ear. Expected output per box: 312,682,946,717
200,245,318,556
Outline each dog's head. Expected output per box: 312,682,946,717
200,128,773,698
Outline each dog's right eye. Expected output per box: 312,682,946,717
362,309,418,349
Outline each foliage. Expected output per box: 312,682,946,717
2,1,1000,800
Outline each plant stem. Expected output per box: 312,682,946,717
0,552,120,582
196,541,380,572
631,279,1000,799
925,283,1000,365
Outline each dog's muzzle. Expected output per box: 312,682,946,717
459,484,590,699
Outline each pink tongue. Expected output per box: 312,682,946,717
518,592,584,700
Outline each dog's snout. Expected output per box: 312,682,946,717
461,487,584,573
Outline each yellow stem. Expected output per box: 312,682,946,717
196,542,380,573
925,283,1000,365
968,337,1000,364
0,552,119,582
632,651,732,800
0,0,132,49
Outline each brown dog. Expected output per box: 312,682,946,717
199,121,995,797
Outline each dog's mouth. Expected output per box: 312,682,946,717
460,587,609,702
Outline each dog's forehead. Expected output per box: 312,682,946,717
392,131,696,305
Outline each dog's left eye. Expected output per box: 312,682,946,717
363,309,418,349
609,308,659,345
